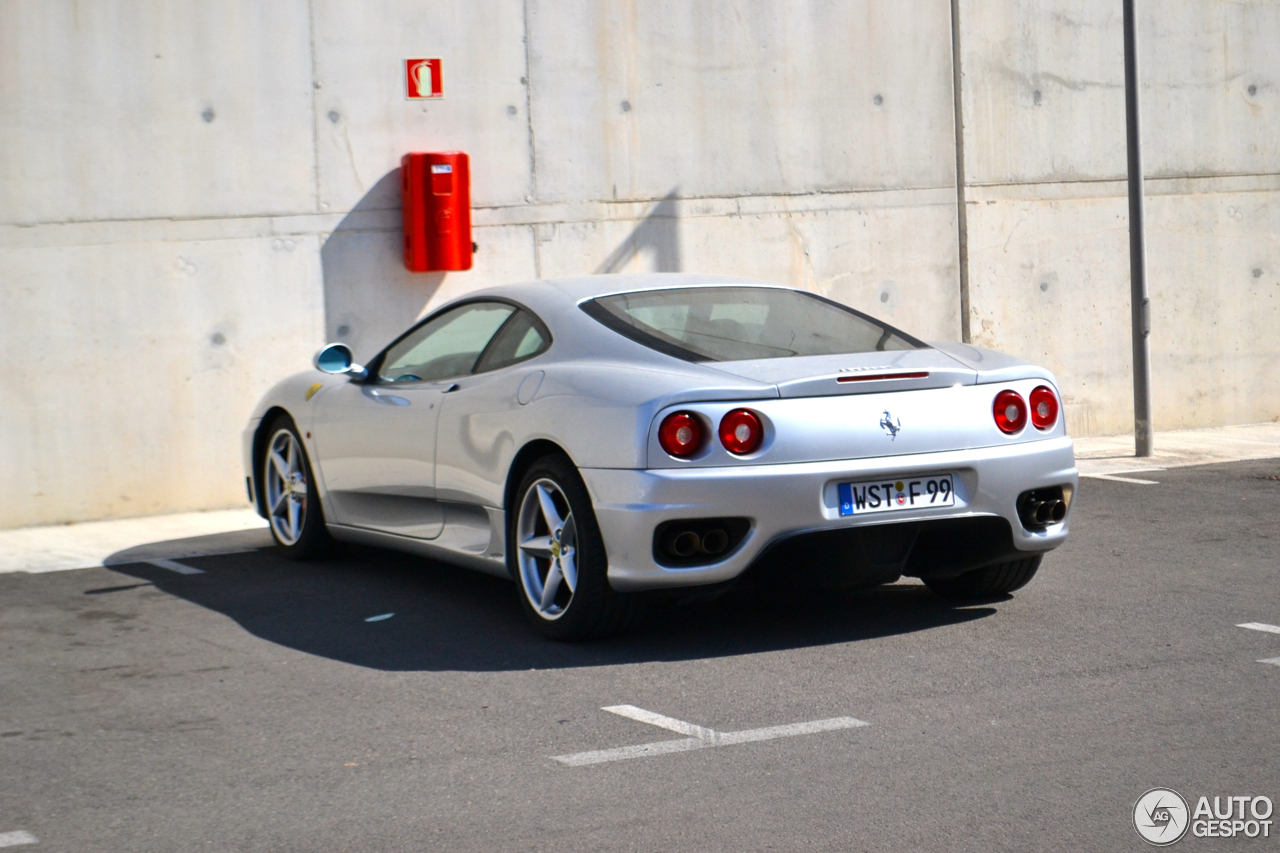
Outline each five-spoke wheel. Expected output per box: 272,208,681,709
261,415,331,559
265,428,309,546
509,454,643,640
517,479,579,619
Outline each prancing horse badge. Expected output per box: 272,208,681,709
879,411,901,440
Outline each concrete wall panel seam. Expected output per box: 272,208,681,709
307,0,322,213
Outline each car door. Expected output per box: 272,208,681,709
434,308,552,506
310,301,517,539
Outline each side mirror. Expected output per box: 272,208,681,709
313,343,369,380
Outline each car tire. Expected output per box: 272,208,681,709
262,414,332,560
923,554,1042,599
509,453,645,640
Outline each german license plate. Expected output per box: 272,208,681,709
838,474,954,517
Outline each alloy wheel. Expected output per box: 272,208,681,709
516,478,578,620
265,429,308,546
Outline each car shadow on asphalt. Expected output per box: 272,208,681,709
104,539,1001,673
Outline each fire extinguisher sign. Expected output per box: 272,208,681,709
405,59,443,99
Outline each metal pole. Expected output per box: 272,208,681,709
1123,0,1154,456
949,0,971,343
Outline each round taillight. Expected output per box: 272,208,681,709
719,409,763,455
659,411,703,457
993,390,1027,434
1030,385,1059,430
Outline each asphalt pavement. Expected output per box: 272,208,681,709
2,457,1278,851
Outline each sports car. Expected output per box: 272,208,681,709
243,274,1077,639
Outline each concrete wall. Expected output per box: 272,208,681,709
1,0,1277,528
960,0,1280,436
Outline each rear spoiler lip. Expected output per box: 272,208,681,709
774,367,978,398
836,371,930,383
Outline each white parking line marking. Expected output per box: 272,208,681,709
602,704,716,738
1259,658,1280,667
146,558,203,575
1079,473,1160,485
1238,623,1280,635
553,706,868,767
0,831,38,848
364,613,395,622
556,737,706,766
713,717,869,745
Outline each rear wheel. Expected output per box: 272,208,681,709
509,454,644,640
923,555,1042,599
262,415,332,560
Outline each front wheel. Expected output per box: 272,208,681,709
923,555,1042,599
509,454,644,640
262,415,332,560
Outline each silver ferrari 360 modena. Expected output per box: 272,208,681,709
243,274,1077,639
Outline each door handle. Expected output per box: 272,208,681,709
443,383,461,393
369,390,410,406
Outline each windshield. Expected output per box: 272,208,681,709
582,286,923,362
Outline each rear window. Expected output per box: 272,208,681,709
582,286,923,362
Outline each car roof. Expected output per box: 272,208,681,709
413,274,794,370
450,273,786,317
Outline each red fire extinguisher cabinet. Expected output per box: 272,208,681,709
402,151,472,272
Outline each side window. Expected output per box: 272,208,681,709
377,302,514,383
475,310,550,373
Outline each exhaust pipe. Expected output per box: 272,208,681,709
701,528,729,555
671,531,701,558
654,517,751,566
1034,500,1063,525
1031,499,1066,525
1017,487,1068,531
667,528,730,557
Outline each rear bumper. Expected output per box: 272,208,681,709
581,436,1077,592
